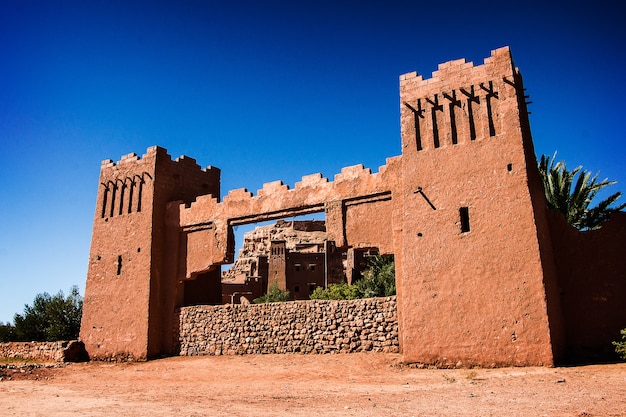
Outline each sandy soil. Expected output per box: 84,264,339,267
1,353,625,416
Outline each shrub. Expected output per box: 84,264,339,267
613,328,626,360
310,255,396,300
310,282,362,300
253,282,290,303
356,255,396,297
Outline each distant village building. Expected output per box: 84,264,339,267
221,220,375,302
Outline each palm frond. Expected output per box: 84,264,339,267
538,153,624,230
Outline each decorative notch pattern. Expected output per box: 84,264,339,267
404,80,501,151
100,172,152,219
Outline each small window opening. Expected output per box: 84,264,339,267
118,184,125,216
507,163,513,172
309,264,316,271
309,284,316,293
294,285,300,293
109,185,117,218
116,255,123,275
101,187,109,218
459,207,470,233
137,181,143,213
127,181,135,214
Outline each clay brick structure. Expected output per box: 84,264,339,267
221,220,347,303
81,47,626,365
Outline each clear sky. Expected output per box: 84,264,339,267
1,1,624,323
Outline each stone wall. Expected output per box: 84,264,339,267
0,340,87,362
177,297,398,355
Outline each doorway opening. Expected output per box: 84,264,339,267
221,212,344,304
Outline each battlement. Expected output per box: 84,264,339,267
95,146,221,221
100,146,220,176
399,46,522,153
399,46,512,84
201,160,394,209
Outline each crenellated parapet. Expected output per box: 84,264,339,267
400,46,526,154
187,160,397,221
177,157,402,278
96,146,220,221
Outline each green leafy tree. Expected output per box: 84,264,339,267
310,255,396,300
253,282,290,303
614,328,626,361
538,153,625,230
12,286,83,342
356,255,396,298
310,282,362,300
0,322,17,342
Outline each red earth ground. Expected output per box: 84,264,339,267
1,353,625,416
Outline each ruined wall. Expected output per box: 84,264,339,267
396,46,561,366
0,341,87,362
548,211,626,361
177,297,398,355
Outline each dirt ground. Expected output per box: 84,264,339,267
1,353,625,416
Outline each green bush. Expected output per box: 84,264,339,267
310,282,362,300
356,255,396,298
613,328,626,360
253,282,290,303
310,255,396,300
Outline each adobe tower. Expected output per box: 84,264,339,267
80,147,220,360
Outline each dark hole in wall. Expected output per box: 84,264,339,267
460,207,470,233
116,255,122,275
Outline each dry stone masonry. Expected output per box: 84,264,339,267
178,297,398,355
0,341,86,362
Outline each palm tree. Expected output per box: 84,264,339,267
538,153,625,230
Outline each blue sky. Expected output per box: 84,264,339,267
1,1,624,323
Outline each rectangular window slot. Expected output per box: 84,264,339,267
460,207,470,233
101,187,109,218
109,184,117,218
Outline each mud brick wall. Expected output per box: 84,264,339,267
0,341,86,362
177,297,398,355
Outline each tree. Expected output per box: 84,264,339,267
310,255,396,300
356,255,396,298
613,328,626,361
0,322,16,342
310,282,362,300
538,153,625,230
253,282,290,303
12,286,83,342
